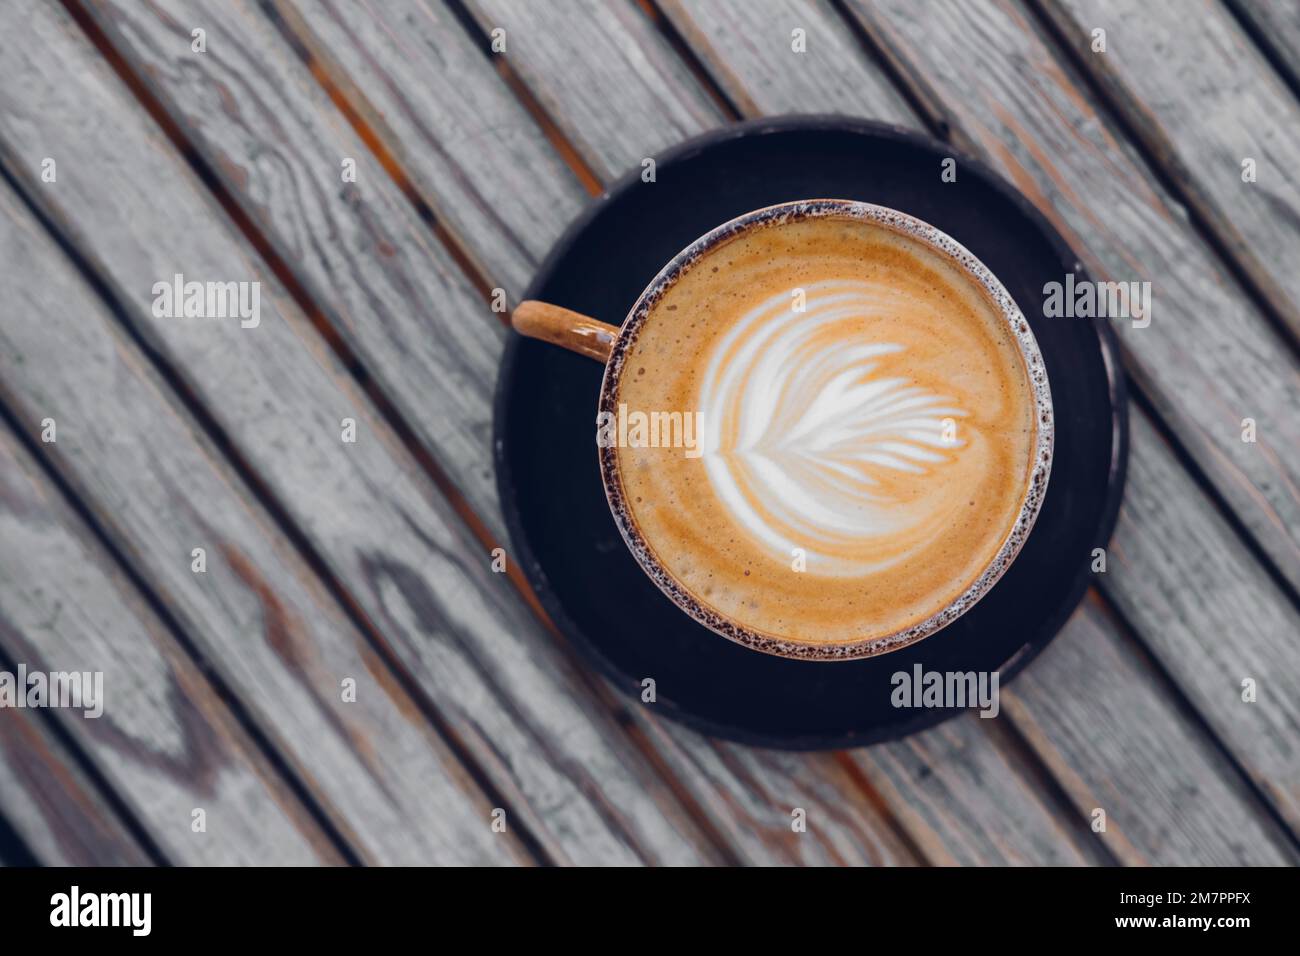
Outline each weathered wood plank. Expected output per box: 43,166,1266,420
1004,595,1294,865
0,706,151,866
662,0,1300,842
75,0,934,865
1232,0,1300,90
269,0,1101,863
658,0,914,122
841,0,1300,593
268,0,681,282
863,718,1100,865
81,0,533,549
80,0,514,543
271,0,582,294
1039,0,1300,342
0,428,340,865
0,0,716,865
1103,412,1300,833
630,732,921,865
463,0,722,177
0,180,529,865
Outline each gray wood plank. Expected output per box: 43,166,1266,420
0,428,340,865
270,0,582,294
861,718,1099,865
631,731,921,865
1040,0,1300,342
0,0,716,865
269,0,704,276
1104,412,1300,834
0,180,529,865
462,0,722,177
1233,0,1300,90
275,0,1122,864
1004,595,1294,865
661,0,1300,844
0,707,151,866
81,0,517,545
658,0,915,122
74,0,937,865
841,0,1300,593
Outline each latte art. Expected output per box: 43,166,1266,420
698,279,971,576
608,207,1046,650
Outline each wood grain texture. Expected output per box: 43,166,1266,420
863,718,1099,865
658,0,915,122
272,0,583,294
1105,412,1300,835
0,182,529,866
1004,595,1294,865
661,0,1300,849
464,0,724,178
267,0,1098,863
0,0,719,865
0,429,339,866
629,731,920,865
1232,0,1300,90
0,706,151,866
80,0,509,543
1040,0,1300,342
842,0,1300,595
75,0,933,865
271,0,696,283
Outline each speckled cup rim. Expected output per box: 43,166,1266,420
597,199,1054,661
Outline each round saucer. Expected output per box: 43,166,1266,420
494,116,1127,748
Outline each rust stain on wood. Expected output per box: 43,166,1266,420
0,708,148,864
220,539,308,670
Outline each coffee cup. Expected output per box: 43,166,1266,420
513,199,1052,660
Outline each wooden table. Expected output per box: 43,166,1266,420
1,0,1297,866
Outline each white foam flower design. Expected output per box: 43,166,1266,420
697,280,968,574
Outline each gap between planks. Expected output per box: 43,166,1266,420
0,621,163,865
440,0,607,194
1224,0,1300,102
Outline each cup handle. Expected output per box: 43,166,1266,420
512,300,620,363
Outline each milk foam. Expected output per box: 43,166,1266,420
697,279,969,576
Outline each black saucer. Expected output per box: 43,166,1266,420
494,116,1127,749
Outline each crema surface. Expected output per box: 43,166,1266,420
613,214,1038,646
